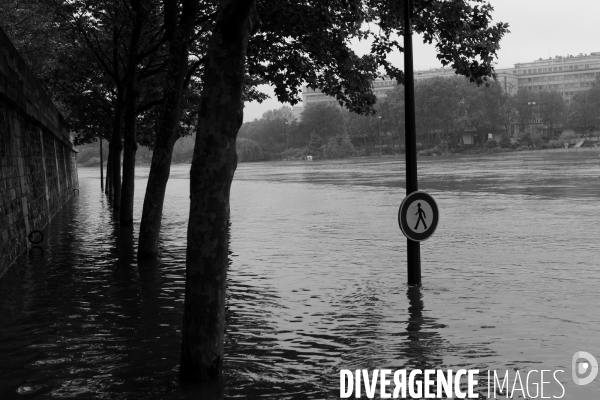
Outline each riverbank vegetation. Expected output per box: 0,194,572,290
239,75,600,161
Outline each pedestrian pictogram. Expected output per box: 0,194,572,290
398,191,439,242
413,203,427,230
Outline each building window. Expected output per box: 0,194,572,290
559,67,563,71
527,69,532,73
574,65,579,69
585,64,590,69
569,66,573,70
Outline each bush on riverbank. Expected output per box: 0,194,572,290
498,135,511,149
237,138,263,162
418,145,447,156
322,133,355,159
282,147,309,160
485,139,498,148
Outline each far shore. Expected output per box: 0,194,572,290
77,145,600,168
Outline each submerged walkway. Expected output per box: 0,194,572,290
0,176,195,399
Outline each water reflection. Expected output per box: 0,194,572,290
1,152,599,398
404,285,444,370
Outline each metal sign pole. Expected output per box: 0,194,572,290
403,0,421,285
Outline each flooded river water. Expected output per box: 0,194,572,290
1,151,599,399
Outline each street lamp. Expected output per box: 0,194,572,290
378,115,382,157
528,101,537,121
527,101,538,136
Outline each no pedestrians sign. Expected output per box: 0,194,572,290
398,191,439,242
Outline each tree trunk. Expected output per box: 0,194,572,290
137,0,200,259
106,145,112,196
120,9,143,227
110,94,124,208
100,137,104,191
180,0,259,382
138,139,176,257
121,100,138,225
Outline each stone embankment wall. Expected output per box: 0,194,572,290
0,27,78,275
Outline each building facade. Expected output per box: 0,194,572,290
505,52,600,103
292,51,600,119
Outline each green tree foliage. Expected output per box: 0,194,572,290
322,132,355,159
498,135,511,148
345,110,380,149
485,138,497,148
248,0,509,115
307,131,323,155
379,76,509,148
512,88,537,129
0,0,114,142
569,80,600,133
414,77,465,146
462,79,507,136
511,88,567,133
236,137,263,162
297,104,345,142
238,106,295,157
337,132,355,157
537,90,566,130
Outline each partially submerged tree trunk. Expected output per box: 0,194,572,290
180,0,259,382
120,5,144,226
121,86,138,224
105,144,112,196
110,94,124,207
137,0,200,259
138,139,176,256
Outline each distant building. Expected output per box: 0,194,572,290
296,76,397,119
291,105,304,120
292,51,600,119
507,52,600,103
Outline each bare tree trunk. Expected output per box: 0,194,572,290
121,97,138,225
100,137,104,191
120,5,143,226
109,20,124,209
138,139,176,257
180,0,259,382
137,0,200,259
110,94,124,208
106,145,112,196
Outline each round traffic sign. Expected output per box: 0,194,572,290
398,191,439,242
28,230,44,245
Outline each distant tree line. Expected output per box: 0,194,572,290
239,75,600,160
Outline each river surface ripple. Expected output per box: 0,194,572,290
1,151,599,399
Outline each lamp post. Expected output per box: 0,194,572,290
528,101,537,131
378,115,382,157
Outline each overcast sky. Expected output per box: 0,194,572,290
243,0,600,122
